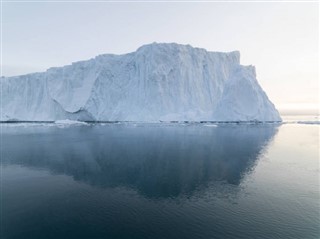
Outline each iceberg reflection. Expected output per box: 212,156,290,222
2,124,278,198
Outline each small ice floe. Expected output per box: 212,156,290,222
203,124,218,127
54,119,88,126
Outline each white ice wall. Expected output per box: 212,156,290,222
0,43,281,122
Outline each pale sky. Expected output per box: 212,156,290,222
1,1,319,112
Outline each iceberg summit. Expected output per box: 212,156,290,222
0,43,281,122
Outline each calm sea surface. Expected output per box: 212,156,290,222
1,120,319,239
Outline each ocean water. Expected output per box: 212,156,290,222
0,120,319,239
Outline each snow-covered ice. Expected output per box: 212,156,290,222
0,43,281,122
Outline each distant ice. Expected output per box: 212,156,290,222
297,121,320,125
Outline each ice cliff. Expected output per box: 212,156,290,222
0,43,281,122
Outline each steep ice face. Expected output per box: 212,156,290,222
84,43,241,121
212,65,281,122
0,43,281,122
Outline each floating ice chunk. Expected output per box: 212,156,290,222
54,119,88,125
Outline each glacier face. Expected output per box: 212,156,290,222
0,43,281,122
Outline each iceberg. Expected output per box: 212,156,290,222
0,43,281,122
